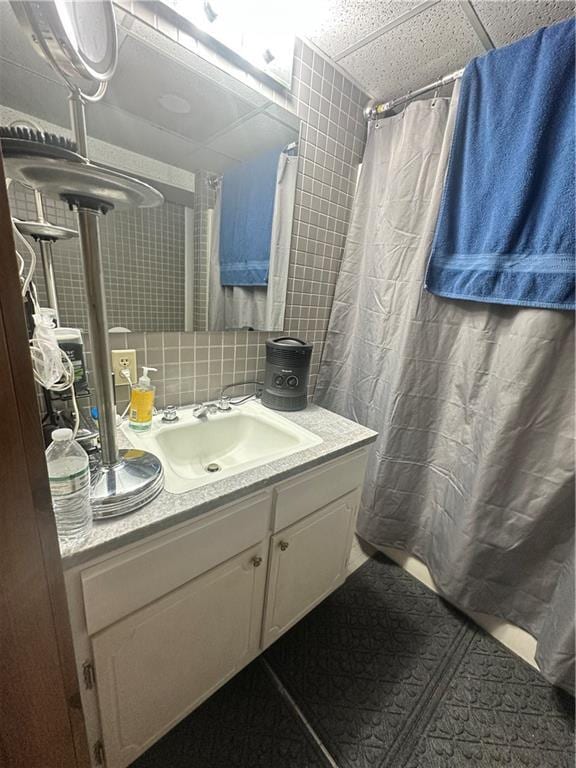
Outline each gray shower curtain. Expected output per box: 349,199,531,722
315,84,575,692
209,152,298,331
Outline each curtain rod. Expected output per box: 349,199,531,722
364,68,465,121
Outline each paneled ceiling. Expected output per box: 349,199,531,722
305,0,575,99
0,4,298,175
0,0,573,166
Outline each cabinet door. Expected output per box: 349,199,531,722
92,542,267,768
262,491,358,648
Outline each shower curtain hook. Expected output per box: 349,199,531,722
431,87,440,107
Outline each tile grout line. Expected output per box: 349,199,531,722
458,0,495,51
260,658,341,768
384,623,478,768
332,0,440,62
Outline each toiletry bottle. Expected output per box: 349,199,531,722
46,428,92,545
129,366,157,432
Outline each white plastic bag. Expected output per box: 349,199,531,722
30,309,67,389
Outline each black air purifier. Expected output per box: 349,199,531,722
262,337,313,411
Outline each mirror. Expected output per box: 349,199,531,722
0,4,300,332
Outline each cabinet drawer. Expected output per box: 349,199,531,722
82,491,271,635
273,448,367,532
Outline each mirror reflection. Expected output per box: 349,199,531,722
0,5,299,332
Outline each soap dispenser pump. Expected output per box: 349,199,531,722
129,366,157,432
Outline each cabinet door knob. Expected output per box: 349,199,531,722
251,555,263,567
279,541,290,551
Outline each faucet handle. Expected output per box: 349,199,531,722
162,405,179,423
217,395,231,412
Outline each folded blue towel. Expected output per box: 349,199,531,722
426,19,575,310
219,147,281,287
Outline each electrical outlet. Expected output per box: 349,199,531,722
111,349,137,386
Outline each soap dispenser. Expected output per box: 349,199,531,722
129,366,157,432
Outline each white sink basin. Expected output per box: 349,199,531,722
122,401,322,494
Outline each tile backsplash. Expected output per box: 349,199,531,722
101,330,269,413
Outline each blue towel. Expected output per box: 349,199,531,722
426,19,575,310
219,147,281,286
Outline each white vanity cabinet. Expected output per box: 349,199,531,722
93,542,267,768
262,491,358,648
65,448,368,768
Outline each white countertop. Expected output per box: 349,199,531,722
60,403,377,569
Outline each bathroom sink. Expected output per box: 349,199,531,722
122,400,322,494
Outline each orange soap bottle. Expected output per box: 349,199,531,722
129,366,157,432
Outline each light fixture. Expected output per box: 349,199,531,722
158,0,333,88
158,93,192,114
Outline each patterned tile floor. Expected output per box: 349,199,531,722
132,552,574,768
132,661,327,768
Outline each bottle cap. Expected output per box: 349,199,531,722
52,428,73,442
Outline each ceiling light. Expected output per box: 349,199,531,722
158,94,192,114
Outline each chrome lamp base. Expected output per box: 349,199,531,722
90,449,164,519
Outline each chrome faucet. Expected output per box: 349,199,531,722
192,396,231,420
192,403,212,420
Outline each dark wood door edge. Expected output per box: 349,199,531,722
0,150,91,766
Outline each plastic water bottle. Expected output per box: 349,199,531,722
46,428,92,545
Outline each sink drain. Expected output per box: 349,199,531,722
205,462,221,473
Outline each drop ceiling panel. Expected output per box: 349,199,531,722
119,12,270,109
306,0,423,58
184,146,238,174
471,0,574,47
208,113,298,161
105,37,256,143
338,1,485,99
85,106,200,170
0,57,200,171
262,103,301,133
0,60,69,128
